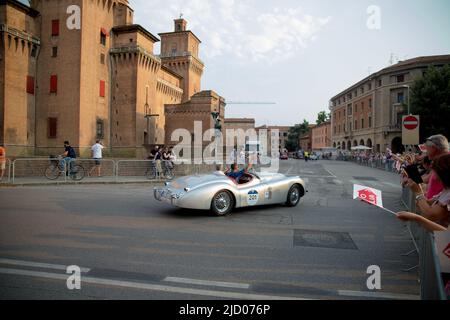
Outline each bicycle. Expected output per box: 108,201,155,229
44,156,86,181
145,160,174,180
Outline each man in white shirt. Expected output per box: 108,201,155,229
89,140,104,177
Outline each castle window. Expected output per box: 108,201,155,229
96,120,104,139
52,46,58,57
26,76,35,95
50,75,58,93
99,80,106,97
51,20,60,36
48,118,58,138
100,28,107,46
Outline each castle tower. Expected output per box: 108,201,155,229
159,18,204,103
30,0,134,156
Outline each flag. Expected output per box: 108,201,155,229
353,184,383,209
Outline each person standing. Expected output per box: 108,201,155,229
423,135,449,199
0,143,6,181
89,140,104,177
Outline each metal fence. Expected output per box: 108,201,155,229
337,155,397,173
402,187,447,300
6,158,222,185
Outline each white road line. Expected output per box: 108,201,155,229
163,277,250,289
0,268,307,300
337,290,419,300
323,168,337,178
0,258,90,273
333,179,343,185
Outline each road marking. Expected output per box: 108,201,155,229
323,168,337,178
0,268,306,300
333,179,343,185
337,289,419,300
163,276,250,289
0,258,90,273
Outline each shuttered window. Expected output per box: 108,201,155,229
50,75,58,93
48,118,57,138
26,76,35,95
51,20,59,36
99,80,106,97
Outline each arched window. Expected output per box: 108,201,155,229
367,139,373,148
360,139,365,146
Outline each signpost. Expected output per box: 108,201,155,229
402,115,420,146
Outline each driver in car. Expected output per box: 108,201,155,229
226,162,252,183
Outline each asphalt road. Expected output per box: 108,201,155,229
0,159,420,300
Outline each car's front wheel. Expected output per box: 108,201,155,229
286,184,302,207
211,190,234,216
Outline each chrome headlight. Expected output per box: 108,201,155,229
171,193,183,199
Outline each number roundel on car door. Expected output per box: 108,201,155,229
247,190,259,206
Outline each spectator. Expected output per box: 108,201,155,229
162,146,174,170
0,143,5,181
147,145,159,160
405,154,450,228
397,212,447,232
424,135,449,199
60,141,77,173
89,140,104,177
154,145,163,175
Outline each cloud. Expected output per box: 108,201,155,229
131,0,330,63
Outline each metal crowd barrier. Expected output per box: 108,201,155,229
11,158,115,184
402,187,447,300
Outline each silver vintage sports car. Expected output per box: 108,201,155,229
154,171,306,216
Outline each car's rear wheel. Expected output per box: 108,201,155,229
211,190,234,216
286,184,302,207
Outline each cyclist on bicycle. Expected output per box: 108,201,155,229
60,141,77,173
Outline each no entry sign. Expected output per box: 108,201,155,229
403,115,419,130
402,115,420,145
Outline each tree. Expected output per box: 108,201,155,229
285,119,310,151
410,65,450,140
316,111,330,125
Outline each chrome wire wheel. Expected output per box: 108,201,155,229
286,185,301,207
212,190,234,216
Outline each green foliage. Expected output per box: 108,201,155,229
316,111,330,125
410,65,450,139
285,119,310,151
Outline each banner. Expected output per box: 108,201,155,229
353,184,397,216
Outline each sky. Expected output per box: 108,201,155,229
22,0,450,126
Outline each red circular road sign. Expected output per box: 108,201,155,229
403,116,419,130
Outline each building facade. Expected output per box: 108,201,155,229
329,55,450,154
311,121,331,151
256,125,291,152
298,124,315,152
0,0,223,158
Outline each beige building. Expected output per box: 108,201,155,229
298,124,316,152
0,0,224,158
329,55,450,153
256,125,291,152
311,121,331,151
